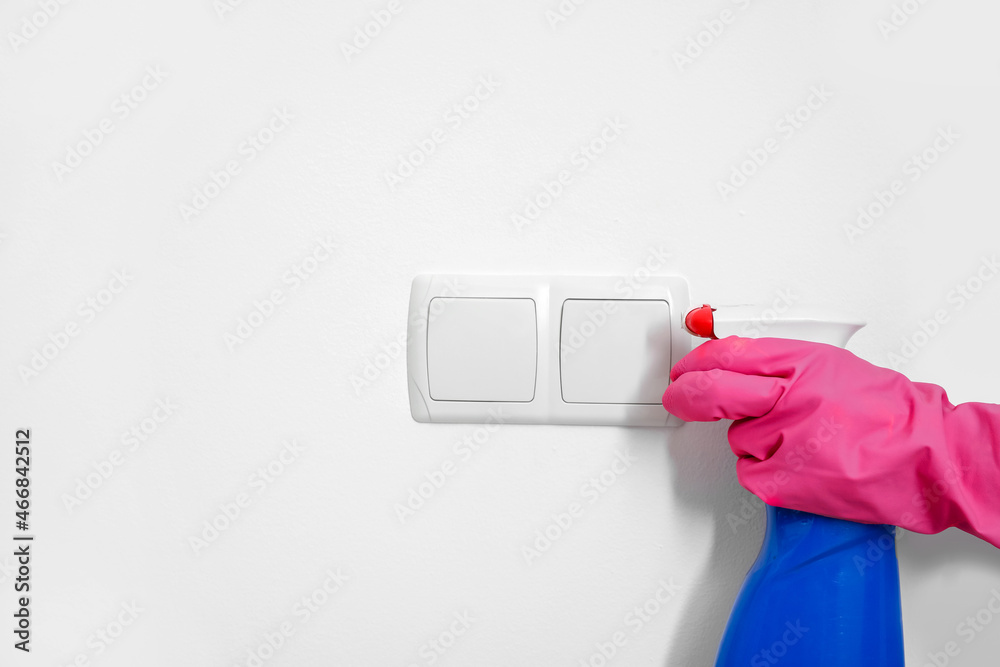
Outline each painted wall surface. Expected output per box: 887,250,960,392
3,1,999,665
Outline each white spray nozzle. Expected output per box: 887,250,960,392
684,304,865,349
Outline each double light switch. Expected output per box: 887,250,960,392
407,275,691,426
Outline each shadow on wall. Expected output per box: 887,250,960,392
661,419,763,666
901,527,1000,576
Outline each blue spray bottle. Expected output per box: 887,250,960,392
682,305,905,667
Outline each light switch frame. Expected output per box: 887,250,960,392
406,274,692,427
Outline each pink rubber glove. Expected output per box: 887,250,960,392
662,336,1000,548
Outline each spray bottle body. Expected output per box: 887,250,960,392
714,506,904,666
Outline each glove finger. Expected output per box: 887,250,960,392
670,336,816,382
662,370,785,422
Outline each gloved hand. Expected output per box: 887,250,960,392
662,336,1000,548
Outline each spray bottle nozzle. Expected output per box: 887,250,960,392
683,303,865,347
684,304,717,339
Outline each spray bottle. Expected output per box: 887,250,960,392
682,304,905,667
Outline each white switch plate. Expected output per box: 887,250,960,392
407,275,692,426
560,299,673,404
427,297,537,402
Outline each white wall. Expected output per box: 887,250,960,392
3,1,1000,665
